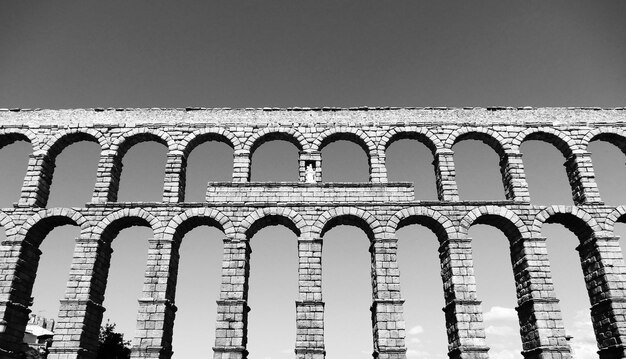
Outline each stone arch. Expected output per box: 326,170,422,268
446,128,517,200
36,130,109,206
377,126,443,154
531,205,600,241
386,207,456,242
19,208,90,246
111,127,176,157
582,127,626,155
0,128,37,151
243,127,309,155
0,210,16,237
108,129,174,201
180,128,242,156
459,206,530,241
312,207,382,240
240,207,307,239
166,208,236,242
94,208,164,243
311,127,376,158
41,129,109,156
0,208,90,355
512,127,579,156
446,127,512,155
603,206,626,234
513,128,592,204
0,130,39,206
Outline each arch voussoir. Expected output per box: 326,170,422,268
240,207,307,238
459,206,529,240
94,208,163,242
313,206,382,239
165,208,235,241
387,207,456,241
531,205,600,239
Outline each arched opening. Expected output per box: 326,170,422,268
100,219,153,344
395,219,447,357
453,135,506,200
320,134,370,182
251,137,299,182
30,224,79,322
588,134,626,205
541,215,598,358
117,138,168,202
246,216,299,358
469,224,521,357
0,135,31,207
46,140,100,207
520,134,574,205
185,138,233,201
170,223,224,358
321,215,374,358
386,137,437,200
14,214,84,353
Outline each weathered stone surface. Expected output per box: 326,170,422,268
0,107,625,359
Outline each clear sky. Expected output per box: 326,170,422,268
1,1,626,359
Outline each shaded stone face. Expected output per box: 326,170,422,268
0,107,625,359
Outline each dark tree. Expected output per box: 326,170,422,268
97,322,131,359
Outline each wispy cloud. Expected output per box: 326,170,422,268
483,306,517,322
408,325,424,335
568,310,598,359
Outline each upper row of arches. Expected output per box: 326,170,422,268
2,124,625,206
2,125,626,161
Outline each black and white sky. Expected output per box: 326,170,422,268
1,2,626,359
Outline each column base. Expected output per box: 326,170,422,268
295,347,325,359
447,346,490,359
374,347,407,359
213,346,248,359
130,345,173,359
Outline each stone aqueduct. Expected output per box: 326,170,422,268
0,107,626,359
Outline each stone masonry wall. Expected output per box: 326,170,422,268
0,107,625,359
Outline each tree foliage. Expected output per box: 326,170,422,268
97,321,131,359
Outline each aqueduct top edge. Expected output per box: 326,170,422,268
1,107,625,126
